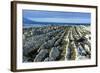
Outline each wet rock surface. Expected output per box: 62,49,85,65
49,47,60,60
23,26,91,62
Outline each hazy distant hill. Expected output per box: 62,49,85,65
23,18,90,27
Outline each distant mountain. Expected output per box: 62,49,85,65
23,18,35,24
23,18,90,27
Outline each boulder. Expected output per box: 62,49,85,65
44,57,49,61
34,49,48,62
54,38,62,47
49,47,60,60
44,57,54,61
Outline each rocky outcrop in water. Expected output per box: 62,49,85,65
23,26,91,62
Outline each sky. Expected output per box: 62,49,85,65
23,10,91,26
